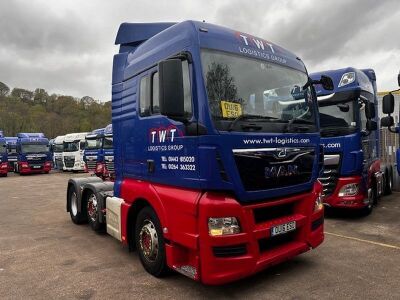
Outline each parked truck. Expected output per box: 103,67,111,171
62,132,88,172
5,136,17,172
102,123,114,179
52,135,65,170
380,70,400,174
310,68,391,214
0,131,8,176
15,133,52,174
83,128,105,176
66,21,331,284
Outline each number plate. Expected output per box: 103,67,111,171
271,221,296,237
32,165,42,169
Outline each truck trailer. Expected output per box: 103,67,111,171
310,68,390,214
15,133,52,174
83,128,105,176
66,21,330,284
5,136,17,172
0,131,8,176
62,132,88,172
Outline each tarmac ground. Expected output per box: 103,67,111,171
0,171,399,299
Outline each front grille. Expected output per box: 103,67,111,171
319,166,339,196
105,161,114,172
212,244,247,258
86,161,97,171
253,202,295,224
258,231,297,253
233,147,315,191
64,157,75,168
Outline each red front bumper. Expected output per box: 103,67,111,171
18,162,52,174
0,162,8,175
323,176,367,209
165,183,324,285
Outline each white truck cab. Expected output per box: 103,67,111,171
53,135,65,170
62,132,88,171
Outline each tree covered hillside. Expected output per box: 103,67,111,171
0,82,111,138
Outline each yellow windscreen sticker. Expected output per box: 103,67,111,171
221,101,242,118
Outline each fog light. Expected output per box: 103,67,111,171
338,183,359,197
314,194,324,212
208,217,240,236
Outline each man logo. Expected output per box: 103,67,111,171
265,164,299,179
277,148,288,158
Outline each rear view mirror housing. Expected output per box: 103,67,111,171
366,120,377,131
158,59,185,122
365,102,375,119
320,75,334,91
382,93,394,114
398,71,400,87
381,116,394,127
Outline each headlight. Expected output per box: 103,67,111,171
338,72,355,87
338,183,359,197
208,217,240,236
314,194,324,212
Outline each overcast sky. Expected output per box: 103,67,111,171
1,0,399,101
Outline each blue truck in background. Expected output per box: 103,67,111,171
102,123,114,179
66,20,335,284
310,68,391,214
0,131,8,176
5,136,17,172
381,70,400,174
84,127,105,176
15,133,52,175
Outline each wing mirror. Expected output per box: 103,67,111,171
365,102,375,119
319,75,334,91
381,116,394,127
382,93,395,114
366,120,377,131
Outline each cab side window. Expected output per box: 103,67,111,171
139,75,150,117
182,60,192,116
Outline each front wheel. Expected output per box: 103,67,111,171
68,186,86,224
135,207,168,277
362,186,376,216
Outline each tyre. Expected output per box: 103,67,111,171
362,186,376,216
384,168,393,195
135,206,168,277
68,186,86,224
86,191,105,232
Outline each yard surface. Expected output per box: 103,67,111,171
0,172,399,299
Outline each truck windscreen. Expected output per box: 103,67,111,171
201,49,317,133
53,144,63,152
318,100,357,137
103,136,113,149
63,141,79,152
21,144,49,153
85,138,103,150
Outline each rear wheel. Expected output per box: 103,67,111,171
384,168,393,195
68,186,86,224
135,207,168,277
86,191,105,232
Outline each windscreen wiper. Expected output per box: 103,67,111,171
227,114,278,131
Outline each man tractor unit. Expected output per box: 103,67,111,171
102,123,114,179
62,132,88,172
84,128,105,176
5,136,17,172
66,21,331,284
380,70,400,175
310,68,391,214
0,131,8,176
15,133,52,174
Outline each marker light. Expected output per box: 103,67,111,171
338,72,355,87
338,183,359,197
208,217,240,236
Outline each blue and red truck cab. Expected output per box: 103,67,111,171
66,21,330,284
84,127,105,176
15,133,52,175
310,68,390,214
0,131,8,176
380,70,400,174
5,137,17,172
